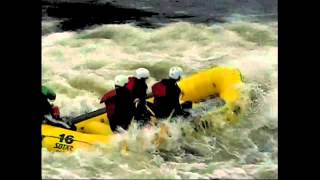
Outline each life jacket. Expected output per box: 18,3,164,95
152,81,167,98
100,89,117,103
51,105,61,119
100,89,117,118
126,77,138,93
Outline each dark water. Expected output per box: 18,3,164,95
42,0,277,33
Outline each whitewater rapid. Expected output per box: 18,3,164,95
42,17,278,179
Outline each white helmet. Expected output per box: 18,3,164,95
136,68,150,79
114,75,128,87
169,66,183,80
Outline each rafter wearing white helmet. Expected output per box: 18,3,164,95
136,68,150,79
169,66,183,80
114,75,128,87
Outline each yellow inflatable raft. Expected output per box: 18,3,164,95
42,66,244,152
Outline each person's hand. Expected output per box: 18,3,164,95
134,98,140,104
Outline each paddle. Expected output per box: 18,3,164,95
144,104,158,127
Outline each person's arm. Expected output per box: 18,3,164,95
134,84,147,105
174,89,190,117
173,91,184,115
